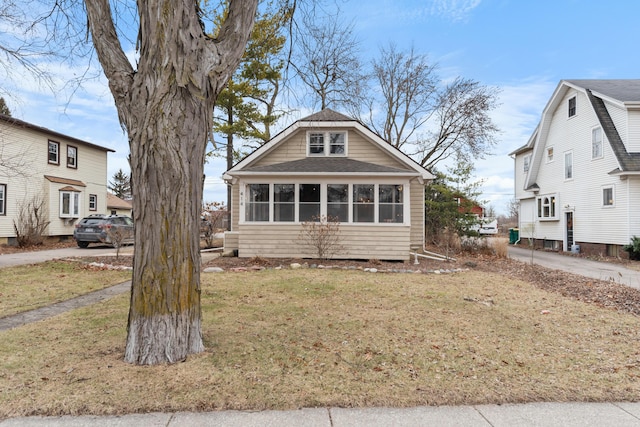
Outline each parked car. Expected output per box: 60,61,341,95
73,214,134,248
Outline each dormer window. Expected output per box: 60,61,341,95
309,133,324,154
307,131,347,156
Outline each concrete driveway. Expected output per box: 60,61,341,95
0,244,134,268
508,245,640,289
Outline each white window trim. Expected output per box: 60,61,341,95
564,150,573,181
240,180,410,226
546,146,554,163
536,193,558,221
591,126,604,160
523,154,531,173
0,183,5,216
89,194,97,211
568,96,577,118
602,185,615,208
67,145,78,169
59,190,81,218
306,131,348,157
48,140,60,165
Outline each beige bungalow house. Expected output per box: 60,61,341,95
0,114,114,245
223,109,434,261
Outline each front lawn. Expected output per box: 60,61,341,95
1,268,639,417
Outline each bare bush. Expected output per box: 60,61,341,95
106,225,127,260
201,202,227,248
13,196,50,247
492,237,509,259
298,215,344,260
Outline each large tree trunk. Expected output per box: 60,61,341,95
124,92,209,364
85,0,258,365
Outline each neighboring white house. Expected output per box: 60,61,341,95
0,114,115,245
223,109,434,261
510,79,640,257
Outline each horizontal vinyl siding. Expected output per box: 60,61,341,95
628,177,640,239
252,128,411,170
409,180,424,249
0,123,110,238
606,100,628,149
628,111,640,153
238,224,411,260
519,198,535,238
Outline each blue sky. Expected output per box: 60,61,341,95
4,0,640,215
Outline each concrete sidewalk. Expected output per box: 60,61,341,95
2,401,640,426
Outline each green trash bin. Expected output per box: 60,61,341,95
509,228,519,244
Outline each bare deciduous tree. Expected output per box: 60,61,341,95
417,77,500,169
365,43,438,149
81,0,260,365
291,12,365,111
362,44,500,170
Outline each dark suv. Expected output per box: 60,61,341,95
73,214,134,248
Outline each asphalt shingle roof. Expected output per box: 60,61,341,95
299,108,355,122
566,79,640,103
243,157,414,174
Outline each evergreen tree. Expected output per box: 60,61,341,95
425,156,485,246
211,3,290,208
108,168,131,199
0,97,11,116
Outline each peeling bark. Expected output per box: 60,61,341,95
84,0,258,364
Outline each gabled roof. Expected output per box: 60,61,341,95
226,109,433,181
523,79,640,190
0,114,115,153
107,193,132,210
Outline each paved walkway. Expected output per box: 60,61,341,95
2,246,640,426
2,402,640,426
508,246,640,288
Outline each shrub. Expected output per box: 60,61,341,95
623,236,640,260
13,196,50,247
298,215,344,260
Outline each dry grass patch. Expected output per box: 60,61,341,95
0,261,131,317
1,269,640,417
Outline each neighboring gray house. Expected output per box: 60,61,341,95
511,79,640,256
223,109,434,261
0,114,114,245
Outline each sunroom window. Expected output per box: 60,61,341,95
242,182,407,224
299,184,321,221
245,184,269,221
274,184,295,222
327,184,348,222
379,184,403,223
353,184,375,223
